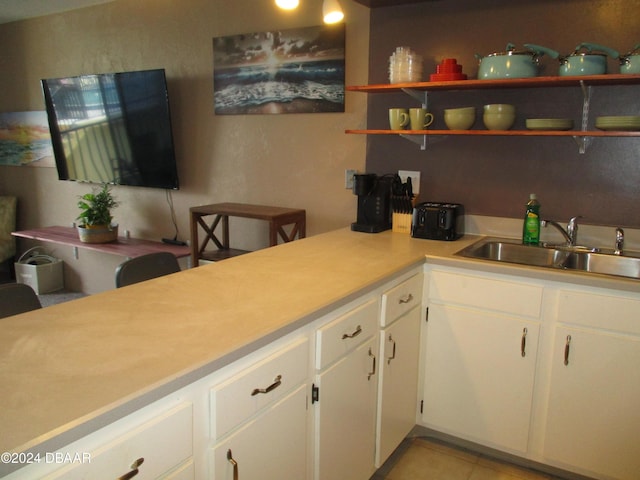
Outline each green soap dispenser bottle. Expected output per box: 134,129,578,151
522,193,540,245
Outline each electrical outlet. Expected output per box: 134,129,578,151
398,170,421,194
345,169,357,189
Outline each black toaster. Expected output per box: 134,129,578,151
411,202,465,241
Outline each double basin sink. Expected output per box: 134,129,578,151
456,238,640,280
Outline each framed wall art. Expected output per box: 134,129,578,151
213,24,345,115
0,111,54,167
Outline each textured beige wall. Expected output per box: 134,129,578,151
0,0,369,292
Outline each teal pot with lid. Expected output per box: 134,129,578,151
558,43,619,76
620,44,640,74
475,43,555,79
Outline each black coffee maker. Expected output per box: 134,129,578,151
351,173,394,233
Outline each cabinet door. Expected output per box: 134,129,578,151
314,338,378,480
376,306,421,467
422,304,539,454
543,326,640,480
211,384,308,480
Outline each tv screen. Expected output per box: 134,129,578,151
41,68,179,190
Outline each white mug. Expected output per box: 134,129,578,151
389,108,409,130
409,108,434,130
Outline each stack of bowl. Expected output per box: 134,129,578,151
389,47,423,83
483,104,516,130
444,107,476,130
430,58,468,82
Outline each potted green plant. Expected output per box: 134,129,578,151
76,184,120,243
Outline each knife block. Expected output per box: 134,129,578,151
392,195,419,234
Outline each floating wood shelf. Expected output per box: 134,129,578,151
346,74,640,151
346,74,640,93
346,129,640,137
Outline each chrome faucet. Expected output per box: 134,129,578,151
614,227,624,255
541,216,581,246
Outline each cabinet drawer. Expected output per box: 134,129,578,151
47,402,193,479
210,385,308,480
429,269,542,318
557,289,640,334
211,337,309,440
316,298,378,370
381,273,423,327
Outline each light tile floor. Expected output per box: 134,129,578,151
372,437,567,480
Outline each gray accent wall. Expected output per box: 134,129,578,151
364,0,640,227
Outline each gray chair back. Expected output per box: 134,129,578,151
0,283,42,318
115,252,181,288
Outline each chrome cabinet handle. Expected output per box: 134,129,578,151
387,334,396,364
342,325,362,340
521,328,528,357
251,374,282,396
227,449,239,480
398,293,414,304
117,458,144,480
368,347,376,380
564,335,572,366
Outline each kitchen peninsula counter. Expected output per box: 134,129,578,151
1,227,638,476
0,228,465,474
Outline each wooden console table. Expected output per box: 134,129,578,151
189,203,306,266
12,226,191,260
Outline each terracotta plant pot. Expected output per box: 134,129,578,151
77,224,118,244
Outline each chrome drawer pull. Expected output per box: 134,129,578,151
227,449,239,480
251,374,282,396
342,325,362,340
398,293,414,304
521,328,528,357
387,334,396,364
368,347,376,380
117,458,144,480
564,335,572,366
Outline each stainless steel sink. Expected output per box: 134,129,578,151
458,240,571,268
456,238,640,280
563,251,640,279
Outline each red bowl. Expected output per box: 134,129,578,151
430,73,468,81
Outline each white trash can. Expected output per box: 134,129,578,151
15,247,64,294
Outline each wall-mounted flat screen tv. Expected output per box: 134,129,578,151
41,68,179,189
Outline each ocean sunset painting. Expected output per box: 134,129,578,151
213,25,345,115
0,111,53,167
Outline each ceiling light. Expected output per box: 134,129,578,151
323,0,344,24
275,0,299,10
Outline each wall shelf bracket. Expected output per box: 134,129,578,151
576,81,593,153
401,88,428,109
400,134,428,150
572,135,592,154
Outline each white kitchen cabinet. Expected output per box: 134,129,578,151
542,289,640,480
313,298,379,480
422,269,542,454
33,402,194,480
210,385,308,480
375,272,423,467
375,305,421,467
209,336,310,479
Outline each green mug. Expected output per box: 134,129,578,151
409,108,434,130
389,108,409,130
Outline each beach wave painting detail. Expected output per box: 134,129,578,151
0,111,54,167
213,25,345,115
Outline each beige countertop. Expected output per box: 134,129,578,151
0,227,638,475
